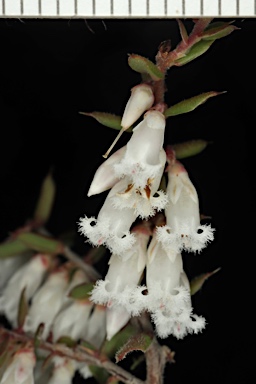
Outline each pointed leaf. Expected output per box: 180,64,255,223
115,332,153,363
177,19,188,43
79,111,125,131
33,171,56,226
16,232,63,255
79,112,133,133
101,324,137,359
202,21,239,41
128,54,164,81
17,287,29,329
190,267,221,295
172,139,210,159
164,91,225,117
34,323,45,359
56,336,77,348
89,365,110,384
174,39,214,66
80,339,97,352
68,282,94,300
0,239,30,260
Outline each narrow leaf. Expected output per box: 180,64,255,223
202,21,239,41
89,365,110,384
115,332,153,363
128,54,164,81
34,323,45,359
190,267,221,295
172,139,210,159
164,91,225,117
68,282,94,300
177,19,188,43
174,39,214,66
101,324,137,359
0,239,30,260
17,287,29,329
17,232,63,255
33,170,56,226
56,336,77,348
79,111,123,131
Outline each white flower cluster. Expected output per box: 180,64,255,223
79,84,215,340
0,256,106,384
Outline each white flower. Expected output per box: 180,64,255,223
121,83,154,130
51,299,93,342
48,357,77,384
0,253,30,293
85,304,107,348
105,305,131,341
78,179,137,255
23,267,69,340
87,146,126,197
0,254,51,328
145,232,206,339
0,348,35,384
156,159,214,258
90,226,149,315
114,110,166,190
111,148,168,219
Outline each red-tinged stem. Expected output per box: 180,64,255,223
156,18,214,70
0,327,145,384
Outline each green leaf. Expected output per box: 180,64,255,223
16,232,63,255
128,54,164,81
101,324,137,359
115,332,153,363
79,112,133,132
68,282,94,300
56,336,77,348
172,139,210,159
202,21,239,41
88,365,110,384
17,287,29,329
33,170,56,226
0,239,30,260
34,323,45,359
190,267,221,295
174,39,214,66
164,91,225,117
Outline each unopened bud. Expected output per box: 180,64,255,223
121,84,154,130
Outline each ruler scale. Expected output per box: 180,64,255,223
0,0,255,17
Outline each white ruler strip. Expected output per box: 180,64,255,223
0,0,255,18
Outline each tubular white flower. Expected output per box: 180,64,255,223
87,146,126,197
90,227,149,315
51,299,93,342
78,179,137,255
156,160,214,256
0,348,35,384
112,148,168,219
145,232,206,339
0,254,51,328
121,84,154,130
85,304,107,348
0,253,30,293
23,267,69,340
48,357,77,384
106,305,131,341
114,110,166,190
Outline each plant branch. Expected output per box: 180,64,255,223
0,327,145,384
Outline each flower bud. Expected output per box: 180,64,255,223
121,84,154,130
0,347,35,384
0,254,51,328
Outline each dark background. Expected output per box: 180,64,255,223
0,17,255,383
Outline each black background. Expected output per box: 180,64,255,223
0,17,255,384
